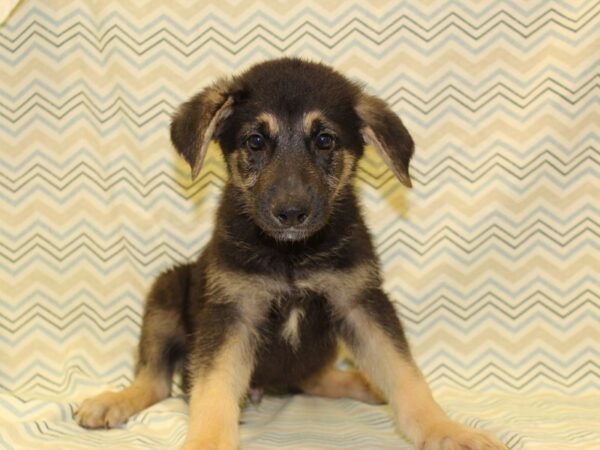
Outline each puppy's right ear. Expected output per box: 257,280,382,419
170,78,235,179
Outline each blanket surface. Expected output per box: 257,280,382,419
1,1,599,449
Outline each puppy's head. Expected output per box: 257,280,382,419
171,58,414,242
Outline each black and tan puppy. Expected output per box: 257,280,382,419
75,58,506,450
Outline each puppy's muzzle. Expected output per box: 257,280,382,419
255,162,328,240
262,190,324,241
271,204,310,227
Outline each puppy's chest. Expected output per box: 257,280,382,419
251,291,337,391
264,292,326,350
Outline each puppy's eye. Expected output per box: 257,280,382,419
247,134,265,151
316,133,335,150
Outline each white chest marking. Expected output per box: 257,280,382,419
281,307,305,350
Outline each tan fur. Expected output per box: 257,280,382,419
239,112,279,139
205,262,288,327
74,368,171,429
329,151,356,199
228,150,243,188
206,260,380,321
346,307,443,434
182,329,254,450
205,261,289,301
192,95,234,179
206,262,289,300
303,110,324,134
295,263,380,314
342,307,506,449
339,152,356,187
301,365,384,404
229,150,259,189
257,112,279,136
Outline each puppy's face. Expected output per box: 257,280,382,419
171,58,414,242
221,109,361,241
218,67,367,241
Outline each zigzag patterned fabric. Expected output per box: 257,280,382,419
1,1,599,449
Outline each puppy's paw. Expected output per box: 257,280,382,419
75,391,136,429
419,420,507,450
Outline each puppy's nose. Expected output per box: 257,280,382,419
273,205,309,227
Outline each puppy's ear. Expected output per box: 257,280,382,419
356,94,414,188
170,78,235,179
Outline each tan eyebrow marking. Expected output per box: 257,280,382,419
256,112,279,136
239,112,279,139
303,110,325,134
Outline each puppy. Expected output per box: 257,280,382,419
75,58,507,450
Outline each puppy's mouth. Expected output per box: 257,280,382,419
268,227,312,242
259,217,328,242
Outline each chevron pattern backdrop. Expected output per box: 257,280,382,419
0,1,599,449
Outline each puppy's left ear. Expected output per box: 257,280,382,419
170,78,235,179
356,94,414,188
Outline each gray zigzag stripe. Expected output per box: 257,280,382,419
2,5,599,52
1,218,597,263
2,77,598,123
2,147,597,192
2,291,596,334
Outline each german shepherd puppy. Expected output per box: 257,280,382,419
75,58,506,450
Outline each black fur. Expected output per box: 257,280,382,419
140,57,414,396
250,291,338,394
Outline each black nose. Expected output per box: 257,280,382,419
272,206,309,227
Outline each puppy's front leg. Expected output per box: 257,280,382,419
338,288,507,450
182,315,255,450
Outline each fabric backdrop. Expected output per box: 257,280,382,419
1,1,599,449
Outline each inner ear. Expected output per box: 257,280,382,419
170,78,235,179
189,96,234,179
355,94,414,188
